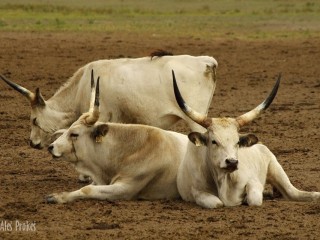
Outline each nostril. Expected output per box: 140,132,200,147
226,159,238,165
48,145,54,152
34,143,42,149
30,140,42,149
225,159,238,171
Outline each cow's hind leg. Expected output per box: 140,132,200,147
268,157,320,202
46,182,141,204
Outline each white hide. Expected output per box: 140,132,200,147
177,118,320,208
47,115,189,203
4,55,217,148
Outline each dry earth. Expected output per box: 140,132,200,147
0,32,319,239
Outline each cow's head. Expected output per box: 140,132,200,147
0,72,95,149
172,70,280,172
28,97,74,149
48,75,107,163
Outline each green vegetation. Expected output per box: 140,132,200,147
0,0,319,39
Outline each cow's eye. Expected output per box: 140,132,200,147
70,133,79,139
32,118,38,126
212,140,217,145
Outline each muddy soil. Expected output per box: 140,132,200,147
0,32,319,240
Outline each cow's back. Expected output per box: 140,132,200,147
76,55,217,130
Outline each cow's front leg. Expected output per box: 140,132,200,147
46,192,72,204
245,180,264,206
45,182,139,204
191,187,223,208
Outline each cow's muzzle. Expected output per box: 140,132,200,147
225,158,238,172
30,140,43,150
48,144,60,159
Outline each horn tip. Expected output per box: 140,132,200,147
172,71,187,112
262,74,281,110
94,76,100,107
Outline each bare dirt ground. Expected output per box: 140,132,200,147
0,32,319,240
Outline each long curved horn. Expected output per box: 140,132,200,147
0,74,35,102
88,69,96,112
172,70,211,128
85,76,100,126
236,74,281,127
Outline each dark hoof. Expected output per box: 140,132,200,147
45,195,58,204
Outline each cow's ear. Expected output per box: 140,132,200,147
239,134,259,147
188,132,208,147
34,88,46,107
91,124,109,143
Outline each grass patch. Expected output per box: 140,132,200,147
0,0,319,40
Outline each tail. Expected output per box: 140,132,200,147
268,155,320,202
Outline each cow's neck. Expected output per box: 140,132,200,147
45,100,78,131
46,82,82,125
48,68,85,119
49,87,80,113
206,154,244,206
205,154,221,187
218,174,244,206
204,154,223,196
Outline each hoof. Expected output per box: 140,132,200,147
45,194,58,204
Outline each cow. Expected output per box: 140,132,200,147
172,71,320,208
46,75,189,203
0,51,217,150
